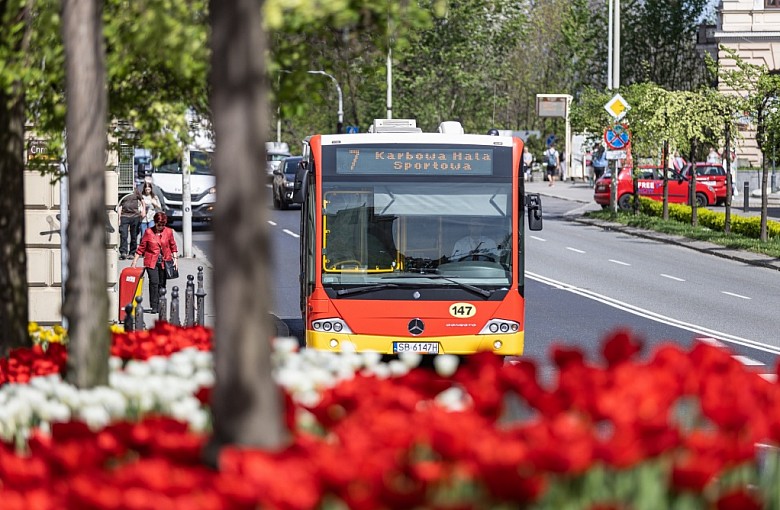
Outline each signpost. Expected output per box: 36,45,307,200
603,94,631,211
537,94,573,180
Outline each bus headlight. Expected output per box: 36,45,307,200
479,319,520,335
311,318,353,334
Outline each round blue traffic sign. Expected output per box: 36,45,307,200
604,125,630,150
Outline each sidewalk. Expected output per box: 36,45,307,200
525,177,780,271
116,231,215,327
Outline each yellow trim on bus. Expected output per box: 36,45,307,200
306,329,524,356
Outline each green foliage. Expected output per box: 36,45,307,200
638,197,780,240
621,0,711,90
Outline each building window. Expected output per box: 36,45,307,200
767,0,780,7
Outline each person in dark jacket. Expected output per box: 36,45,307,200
130,212,178,314
117,188,145,259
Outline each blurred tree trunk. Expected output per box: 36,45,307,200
205,0,286,464
61,0,110,387
0,81,29,357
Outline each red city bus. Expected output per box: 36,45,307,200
291,119,543,356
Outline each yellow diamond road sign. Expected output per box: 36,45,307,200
605,94,630,119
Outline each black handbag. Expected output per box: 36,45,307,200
164,259,179,279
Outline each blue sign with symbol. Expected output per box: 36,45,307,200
346,126,359,134
545,134,556,147
604,125,630,150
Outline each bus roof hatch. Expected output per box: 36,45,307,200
370,119,422,133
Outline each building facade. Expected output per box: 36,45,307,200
24,138,120,326
715,0,780,167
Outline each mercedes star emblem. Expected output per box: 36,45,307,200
408,318,425,336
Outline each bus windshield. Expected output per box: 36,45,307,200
322,181,512,287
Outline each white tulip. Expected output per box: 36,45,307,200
79,405,111,430
399,352,422,369
108,356,124,371
433,354,459,378
146,356,169,374
434,386,471,412
192,369,214,389
125,360,151,377
361,351,382,368
387,360,410,377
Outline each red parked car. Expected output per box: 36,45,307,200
680,162,728,205
594,165,718,210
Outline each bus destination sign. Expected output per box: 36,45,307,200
336,148,493,175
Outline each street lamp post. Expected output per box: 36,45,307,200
308,70,343,134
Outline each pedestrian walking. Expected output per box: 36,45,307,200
672,151,686,172
544,144,559,187
131,212,178,315
118,188,145,260
592,143,608,185
139,182,162,238
707,147,721,164
522,146,533,182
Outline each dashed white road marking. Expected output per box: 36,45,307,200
721,291,751,300
282,229,299,238
530,236,546,242
661,274,686,282
609,259,630,266
268,220,277,226
733,355,764,366
527,272,780,356
697,338,775,381
566,247,585,254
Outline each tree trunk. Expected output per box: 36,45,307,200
205,0,287,465
724,123,731,235
0,82,30,357
761,151,769,242
688,141,698,228
61,0,110,387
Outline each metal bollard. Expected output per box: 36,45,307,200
185,274,195,326
170,286,181,326
158,287,168,323
123,304,135,332
135,296,145,330
196,266,206,326
744,181,749,212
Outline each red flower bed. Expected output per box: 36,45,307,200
0,343,67,386
1,329,779,509
0,324,211,388
110,322,212,360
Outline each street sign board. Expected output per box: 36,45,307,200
536,94,570,118
604,124,630,150
546,134,556,147
606,150,627,160
604,94,631,120
346,126,359,134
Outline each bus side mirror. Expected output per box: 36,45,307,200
525,193,543,231
291,166,309,204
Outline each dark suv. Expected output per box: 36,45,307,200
272,156,302,210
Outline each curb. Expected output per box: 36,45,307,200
571,216,780,272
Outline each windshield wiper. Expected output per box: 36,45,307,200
334,283,401,297
388,275,492,298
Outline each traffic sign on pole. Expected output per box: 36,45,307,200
604,124,631,150
346,126,359,134
604,93,631,120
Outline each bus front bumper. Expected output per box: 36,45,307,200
306,330,524,356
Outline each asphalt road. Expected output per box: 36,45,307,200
196,187,779,375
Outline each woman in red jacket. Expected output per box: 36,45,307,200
130,212,178,314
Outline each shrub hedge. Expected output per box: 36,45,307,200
637,197,780,239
